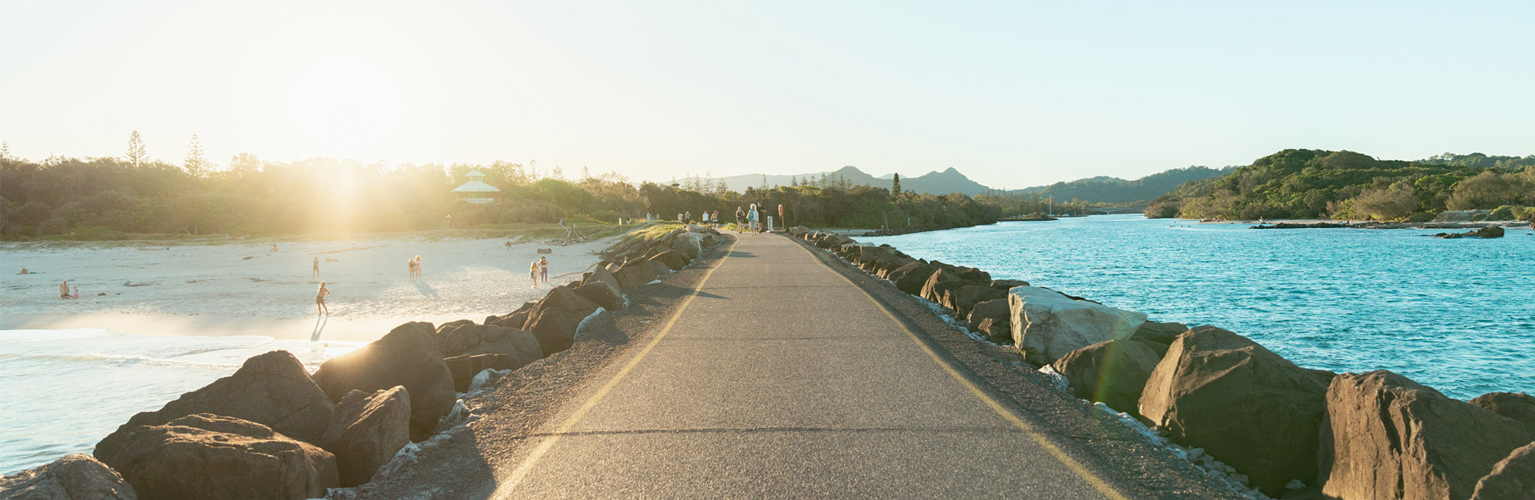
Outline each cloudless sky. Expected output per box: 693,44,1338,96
2,1,1532,187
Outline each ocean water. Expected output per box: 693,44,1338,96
859,215,1535,400
0,329,361,475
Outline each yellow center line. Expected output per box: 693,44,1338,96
795,242,1128,500
493,238,738,498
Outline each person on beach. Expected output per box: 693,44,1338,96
407,258,416,278
272,244,278,252
414,256,423,277
529,260,540,288
735,207,745,233
72,285,80,300
312,257,320,277
316,281,331,315
60,280,70,299
539,256,550,283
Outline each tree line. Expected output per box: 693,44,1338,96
1145,149,1535,222
0,151,1001,240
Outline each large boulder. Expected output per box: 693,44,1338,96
647,259,674,277
947,284,1004,317
890,262,937,294
789,226,809,237
1472,442,1535,500
1008,286,1147,365
1319,370,1534,500
107,414,338,500
967,299,1012,343
1471,392,1535,436
671,232,703,259
649,250,690,271
953,267,991,283
321,387,412,487
574,282,624,312
1128,321,1188,357
0,454,137,499
462,326,542,368
990,279,1027,292
94,350,333,465
435,322,484,357
583,266,621,293
311,322,456,441
535,285,599,319
443,354,514,392
1050,339,1161,417
524,306,583,357
920,269,971,305
1138,326,1331,497
612,260,658,288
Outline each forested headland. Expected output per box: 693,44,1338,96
1145,150,1535,222
0,153,1003,240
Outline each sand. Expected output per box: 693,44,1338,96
0,236,616,341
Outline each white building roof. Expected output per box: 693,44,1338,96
451,180,501,193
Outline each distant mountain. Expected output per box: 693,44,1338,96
1011,166,1236,204
715,166,992,195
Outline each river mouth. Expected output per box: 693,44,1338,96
858,214,1535,400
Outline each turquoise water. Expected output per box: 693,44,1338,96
859,215,1535,400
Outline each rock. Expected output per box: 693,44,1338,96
1051,339,1161,417
919,269,962,303
1472,442,1535,500
612,260,658,288
435,322,483,357
582,266,622,295
462,326,542,368
1319,370,1534,500
953,267,991,283
967,298,1012,343
1008,286,1147,365
990,279,1028,292
649,250,690,271
1441,226,1506,239
443,354,514,392
1139,326,1331,497
1128,321,1188,357
948,284,1004,317
890,262,937,294
524,306,583,357
575,282,624,312
648,259,674,276
94,350,334,465
1471,392,1535,436
535,285,599,319
0,454,137,500
671,232,703,259
321,387,411,487
108,414,337,500
311,322,456,441
790,226,809,237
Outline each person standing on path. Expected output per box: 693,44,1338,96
748,204,760,235
539,256,550,284
778,204,784,231
701,211,709,226
313,257,320,277
712,210,720,228
735,207,745,233
316,281,331,316
529,260,540,288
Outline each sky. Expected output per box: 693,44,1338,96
2,0,1532,188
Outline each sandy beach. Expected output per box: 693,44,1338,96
0,235,615,341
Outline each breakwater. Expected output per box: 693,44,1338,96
792,224,1535,500
0,224,726,499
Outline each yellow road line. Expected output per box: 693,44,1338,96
796,242,1128,500
493,239,738,498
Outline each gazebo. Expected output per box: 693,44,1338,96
451,170,500,204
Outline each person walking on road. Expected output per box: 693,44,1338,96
748,204,760,235
712,210,720,228
778,204,784,231
316,281,331,316
539,256,550,284
735,207,745,233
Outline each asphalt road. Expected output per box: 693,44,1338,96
489,233,1133,499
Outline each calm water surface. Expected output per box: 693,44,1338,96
860,215,1535,400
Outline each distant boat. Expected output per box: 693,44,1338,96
1000,215,1058,222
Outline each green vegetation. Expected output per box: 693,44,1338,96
1145,149,1535,221
0,155,998,240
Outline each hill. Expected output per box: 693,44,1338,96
716,166,991,195
1145,149,1535,221
1012,166,1235,204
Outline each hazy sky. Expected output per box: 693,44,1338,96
3,1,1532,187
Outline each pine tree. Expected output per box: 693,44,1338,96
892,173,902,195
184,133,208,177
0,141,9,161
229,153,261,175
551,165,564,180
759,175,769,191
126,131,148,167
582,167,591,180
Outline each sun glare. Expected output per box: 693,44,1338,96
288,63,399,155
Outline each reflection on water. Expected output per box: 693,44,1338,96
0,329,361,474
861,215,1535,400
